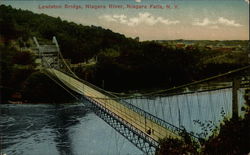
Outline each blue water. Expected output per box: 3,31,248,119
0,103,142,155
0,88,246,155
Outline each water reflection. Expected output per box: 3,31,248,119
0,103,142,155
50,104,89,155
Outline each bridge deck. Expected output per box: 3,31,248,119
47,69,181,143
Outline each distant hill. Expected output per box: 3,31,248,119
0,4,249,93
0,4,138,63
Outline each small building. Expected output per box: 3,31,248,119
175,43,185,49
185,45,195,50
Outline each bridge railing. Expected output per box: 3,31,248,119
86,95,159,152
116,98,201,140
56,68,118,97
52,68,201,140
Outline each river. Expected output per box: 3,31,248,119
0,88,246,155
0,103,142,155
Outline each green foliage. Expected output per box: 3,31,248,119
0,46,16,85
0,46,17,101
0,45,36,102
156,130,200,155
0,44,75,103
22,72,75,103
99,48,120,58
12,51,35,65
203,110,250,155
157,108,250,155
0,5,134,63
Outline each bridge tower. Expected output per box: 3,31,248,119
33,36,60,68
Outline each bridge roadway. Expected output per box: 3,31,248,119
46,68,181,143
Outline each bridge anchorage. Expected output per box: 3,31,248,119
34,37,250,155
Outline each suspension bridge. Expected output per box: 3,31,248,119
33,37,250,154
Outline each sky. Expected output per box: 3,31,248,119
2,0,249,40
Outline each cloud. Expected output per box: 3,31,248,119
192,17,242,27
217,17,242,27
99,12,180,26
113,14,127,24
101,15,117,22
192,18,216,26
